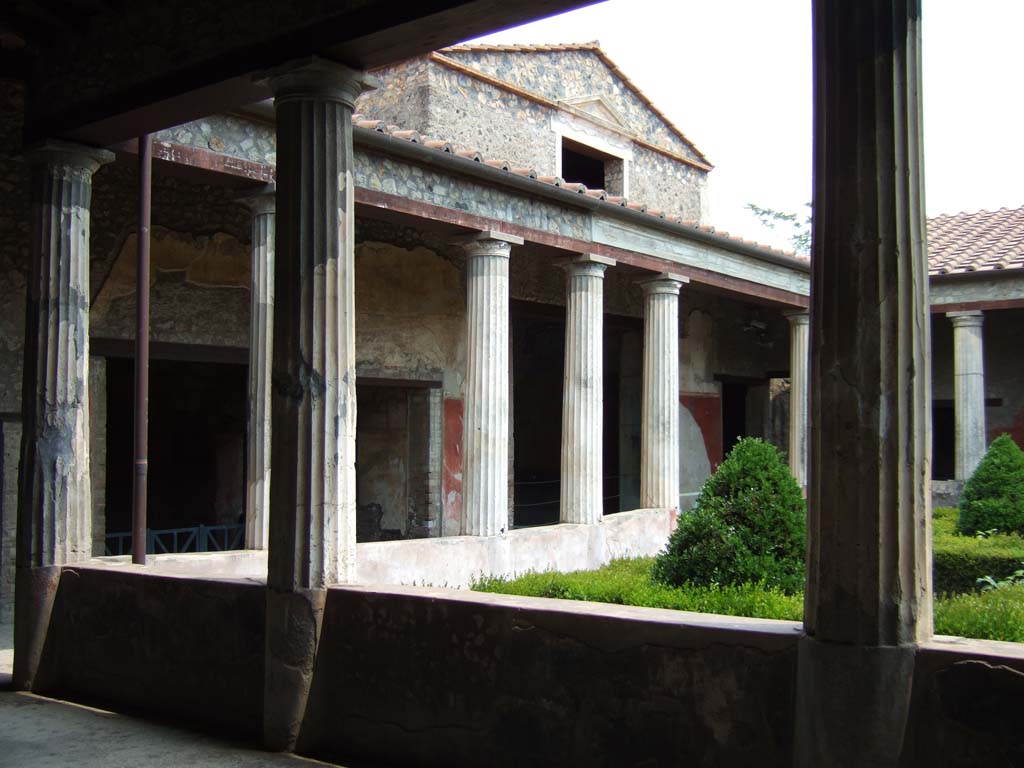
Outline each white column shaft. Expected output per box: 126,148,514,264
560,260,608,524
245,189,275,550
640,278,682,510
19,142,112,567
787,312,810,488
462,239,512,536
949,312,986,480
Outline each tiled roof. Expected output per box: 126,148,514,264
440,41,711,168
352,113,798,262
928,207,1024,276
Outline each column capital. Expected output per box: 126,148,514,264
264,56,378,106
639,272,688,296
947,310,984,328
454,230,523,259
238,184,276,215
560,253,615,278
25,139,114,176
785,310,810,327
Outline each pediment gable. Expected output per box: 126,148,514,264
560,95,628,129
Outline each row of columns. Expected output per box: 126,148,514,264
15,5,948,759
461,245,686,535
240,212,690,545
786,309,987,489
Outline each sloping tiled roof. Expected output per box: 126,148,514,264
440,41,711,168
352,112,799,262
928,207,1024,276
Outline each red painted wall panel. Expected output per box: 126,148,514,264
680,393,723,469
443,397,464,535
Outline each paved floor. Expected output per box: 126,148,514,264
0,623,342,768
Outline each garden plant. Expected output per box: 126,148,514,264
651,437,806,593
957,434,1024,537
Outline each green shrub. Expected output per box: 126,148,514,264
957,434,1024,536
934,583,1024,643
933,506,1024,595
652,437,806,593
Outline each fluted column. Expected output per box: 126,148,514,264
786,311,810,488
795,3,931,765
263,57,375,752
243,186,275,550
948,311,986,480
459,231,522,536
15,140,113,691
560,255,614,524
640,274,686,510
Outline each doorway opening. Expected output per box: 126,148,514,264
356,381,437,541
105,357,247,552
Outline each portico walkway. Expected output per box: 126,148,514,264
0,623,348,768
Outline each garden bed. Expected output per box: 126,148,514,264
473,539,1024,643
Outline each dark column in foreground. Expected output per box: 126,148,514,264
262,57,374,752
796,2,931,766
15,141,113,690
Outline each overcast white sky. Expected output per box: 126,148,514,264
466,1,1024,251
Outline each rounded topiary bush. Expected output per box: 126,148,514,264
652,437,806,593
958,434,1024,536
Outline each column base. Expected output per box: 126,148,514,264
794,633,916,767
13,565,62,692
263,586,325,751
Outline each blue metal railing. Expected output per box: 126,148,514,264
105,523,245,556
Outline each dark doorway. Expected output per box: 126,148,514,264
105,357,247,542
933,403,955,480
356,382,434,542
721,380,748,457
511,301,627,527
512,305,565,526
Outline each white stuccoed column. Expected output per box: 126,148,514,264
640,273,687,510
787,311,810,488
948,310,986,480
560,254,615,524
243,186,275,550
15,140,113,691
262,57,376,752
459,231,522,536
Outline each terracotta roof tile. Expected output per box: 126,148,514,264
927,207,1024,276
423,139,453,153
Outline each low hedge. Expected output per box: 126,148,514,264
932,507,1024,595
473,557,803,620
933,584,1024,643
474,556,1024,643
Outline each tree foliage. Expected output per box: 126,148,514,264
746,202,812,256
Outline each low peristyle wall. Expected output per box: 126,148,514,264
300,585,802,768
26,564,1024,767
356,507,675,587
38,566,265,739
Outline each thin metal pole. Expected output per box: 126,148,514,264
132,134,152,565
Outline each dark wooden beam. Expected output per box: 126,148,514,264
26,0,597,144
